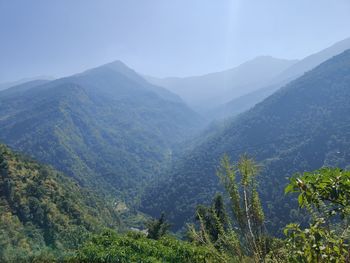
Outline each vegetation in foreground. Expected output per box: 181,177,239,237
72,156,350,262
0,144,119,262
1,147,350,262
186,155,350,262
72,231,217,263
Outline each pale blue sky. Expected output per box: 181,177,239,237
1,0,350,82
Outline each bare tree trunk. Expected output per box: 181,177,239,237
243,186,260,261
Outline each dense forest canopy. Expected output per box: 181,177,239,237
0,61,203,205
0,144,119,261
3,145,348,262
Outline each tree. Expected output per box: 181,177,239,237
217,154,266,259
146,212,171,240
189,154,266,262
194,194,229,242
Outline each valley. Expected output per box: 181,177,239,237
1,2,350,260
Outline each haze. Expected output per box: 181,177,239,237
1,0,350,82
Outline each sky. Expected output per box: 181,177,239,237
1,0,350,82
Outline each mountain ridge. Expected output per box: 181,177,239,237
141,49,350,232
146,56,298,112
212,37,350,120
0,61,203,203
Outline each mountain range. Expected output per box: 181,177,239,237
1,37,350,238
146,56,298,113
147,38,350,121
141,49,350,232
211,37,350,120
0,61,203,203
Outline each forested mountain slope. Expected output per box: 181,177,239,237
146,56,297,112
0,144,119,261
213,37,350,120
0,61,203,201
141,49,350,232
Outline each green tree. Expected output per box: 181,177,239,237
194,194,229,242
189,154,266,262
217,154,266,259
146,212,171,240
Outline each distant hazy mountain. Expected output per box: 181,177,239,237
0,144,119,259
0,76,54,91
213,37,350,120
0,79,51,97
146,56,298,112
0,61,203,202
141,49,350,232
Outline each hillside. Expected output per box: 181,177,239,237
0,79,50,97
0,77,53,91
0,61,203,202
141,49,350,232
146,56,297,112
0,144,119,261
213,37,350,120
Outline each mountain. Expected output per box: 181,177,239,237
0,61,203,202
213,37,350,120
0,144,119,261
0,79,51,97
275,37,350,83
141,49,350,232
146,56,298,112
0,77,54,91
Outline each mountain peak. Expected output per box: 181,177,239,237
78,59,147,86
83,59,134,75
101,60,130,71
238,56,299,68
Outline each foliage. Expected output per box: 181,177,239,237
284,220,348,262
285,168,350,217
194,194,229,242
0,144,119,262
188,155,268,262
2,146,350,262
146,213,171,240
72,230,218,263
219,155,266,258
284,168,350,262
187,163,350,262
188,197,242,262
